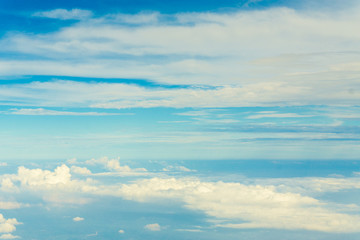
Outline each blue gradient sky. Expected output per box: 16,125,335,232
0,0,360,239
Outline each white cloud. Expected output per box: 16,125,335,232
0,163,7,167
118,229,125,234
176,228,203,232
84,157,147,174
0,214,21,234
1,79,355,109
0,234,20,239
144,223,161,231
73,217,84,222
112,12,160,24
9,108,119,116
0,6,359,108
3,162,360,233
115,177,360,233
33,9,92,20
0,202,22,210
0,179,17,192
70,166,92,175
247,112,313,119
162,166,196,172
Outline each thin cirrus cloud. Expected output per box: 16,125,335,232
32,9,93,20
8,108,122,116
0,80,358,109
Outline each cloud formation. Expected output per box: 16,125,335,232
1,5,360,108
0,214,20,234
33,9,93,20
73,217,84,222
2,162,360,233
144,223,161,231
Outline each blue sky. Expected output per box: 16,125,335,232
0,0,360,239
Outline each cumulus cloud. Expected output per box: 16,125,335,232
0,214,21,234
84,157,147,175
73,217,84,222
0,179,17,192
115,177,360,233
70,166,92,175
3,162,360,233
118,229,125,234
144,223,161,231
33,9,92,20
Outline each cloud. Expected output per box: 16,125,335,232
33,9,92,20
0,163,7,167
8,108,119,116
70,166,92,175
162,166,196,172
0,202,22,210
144,223,161,231
247,112,313,119
112,12,160,24
0,5,360,108
73,217,84,222
176,228,203,232
84,157,147,175
115,177,360,233
0,214,21,234
118,229,125,234
1,79,357,109
0,234,20,239
3,162,360,233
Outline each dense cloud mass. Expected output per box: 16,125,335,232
2,158,360,234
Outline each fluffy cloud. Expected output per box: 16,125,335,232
70,166,92,175
3,162,360,233
0,214,20,234
84,157,147,175
115,177,360,233
144,223,161,231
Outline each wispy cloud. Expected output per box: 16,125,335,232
8,108,123,116
1,5,359,108
33,9,92,20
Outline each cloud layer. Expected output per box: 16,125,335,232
2,160,360,233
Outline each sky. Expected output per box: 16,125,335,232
0,0,360,239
